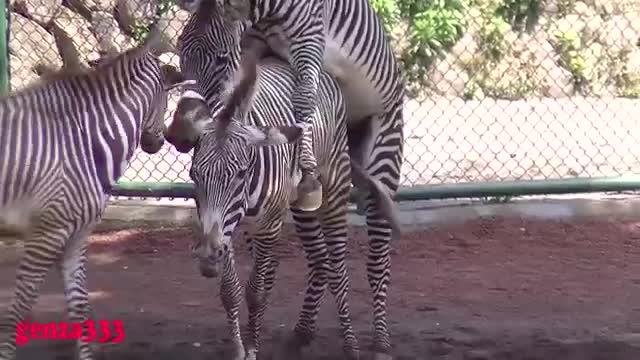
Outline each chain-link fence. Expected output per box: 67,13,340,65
5,0,640,199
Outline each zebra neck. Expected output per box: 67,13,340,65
86,85,147,194
244,144,295,213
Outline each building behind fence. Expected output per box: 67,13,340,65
5,0,640,199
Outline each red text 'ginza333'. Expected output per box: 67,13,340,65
16,319,125,346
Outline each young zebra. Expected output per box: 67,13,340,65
165,38,400,359
0,25,192,360
172,4,404,358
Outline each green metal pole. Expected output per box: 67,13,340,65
393,175,640,200
112,181,194,199
0,0,8,95
112,175,640,201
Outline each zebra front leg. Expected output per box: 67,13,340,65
364,105,404,360
60,227,96,360
0,228,67,360
243,224,281,360
280,207,328,358
219,248,246,360
290,22,325,212
320,158,360,360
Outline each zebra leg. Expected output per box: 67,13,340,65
243,223,282,360
363,103,404,360
281,207,328,357
319,156,360,360
290,25,325,212
293,127,323,212
219,247,246,360
0,227,68,360
60,226,95,360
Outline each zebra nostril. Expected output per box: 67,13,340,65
217,248,224,257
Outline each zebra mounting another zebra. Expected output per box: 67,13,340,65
172,0,406,358
177,0,405,212
164,10,401,360
0,23,193,360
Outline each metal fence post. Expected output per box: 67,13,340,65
0,0,8,96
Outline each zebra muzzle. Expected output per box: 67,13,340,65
197,246,225,278
198,258,221,278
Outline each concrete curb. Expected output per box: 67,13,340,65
103,193,640,229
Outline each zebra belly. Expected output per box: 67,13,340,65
323,37,384,122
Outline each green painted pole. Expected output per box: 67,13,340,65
112,175,640,201
0,0,8,95
112,181,194,199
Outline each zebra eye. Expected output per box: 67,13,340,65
213,52,228,63
236,169,246,179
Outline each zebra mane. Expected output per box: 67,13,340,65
192,0,219,25
7,16,172,101
216,49,259,133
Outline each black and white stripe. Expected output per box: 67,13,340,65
167,13,366,358
175,0,405,357
0,32,189,360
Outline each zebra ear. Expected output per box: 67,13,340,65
161,65,196,91
244,125,304,147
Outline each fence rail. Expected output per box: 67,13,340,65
4,0,640,200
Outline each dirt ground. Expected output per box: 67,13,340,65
1,215,640,360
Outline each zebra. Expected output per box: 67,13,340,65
165,23,401,360
171,2,405,358
0,24,192,360
177,0,405,218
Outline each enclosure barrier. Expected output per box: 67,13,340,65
3,0,640,201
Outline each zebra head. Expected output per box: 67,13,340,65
113,19,196,154
83,19,197,155
139,64,194,154
166,5,245,152
167,53,303,278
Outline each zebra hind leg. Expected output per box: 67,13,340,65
293,128,324,212
362,104,403,360
243,222,282,360
0,227,68,360
60,226,96,360
319,152,360,360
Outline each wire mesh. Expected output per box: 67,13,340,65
6,0,640,196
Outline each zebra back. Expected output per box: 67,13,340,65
0,32,191,211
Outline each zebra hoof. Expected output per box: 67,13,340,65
294,177,323,212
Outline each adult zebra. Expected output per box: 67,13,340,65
172,1,405,358
165,7,402,360
166,32,399,360
0,25,191,360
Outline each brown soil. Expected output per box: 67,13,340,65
1,215,640,360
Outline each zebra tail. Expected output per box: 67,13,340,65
349,160,403,239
